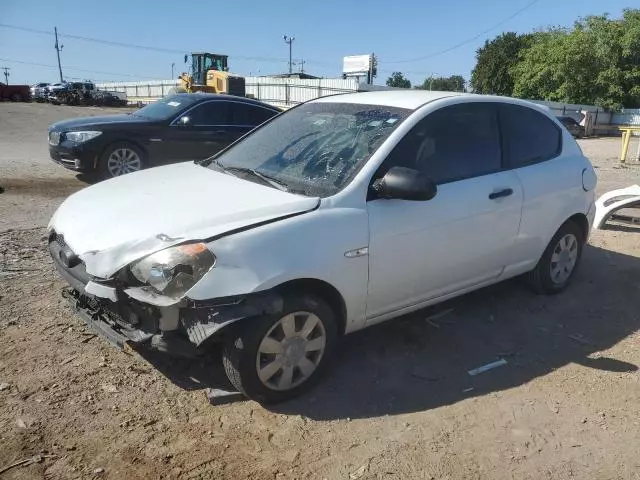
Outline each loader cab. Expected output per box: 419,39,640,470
189,52,229,86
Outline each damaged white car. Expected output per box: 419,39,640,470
48,91,597,403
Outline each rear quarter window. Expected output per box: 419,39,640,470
500,104,562,168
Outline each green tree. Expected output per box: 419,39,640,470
512,9,640,110
416,75,466,91
470,32,533,95
386,72,411,88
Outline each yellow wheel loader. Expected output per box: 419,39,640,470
177,53,246,97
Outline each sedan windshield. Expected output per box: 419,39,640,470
132,95,199,121
207,102,410,197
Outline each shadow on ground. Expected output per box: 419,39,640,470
141,244,640,419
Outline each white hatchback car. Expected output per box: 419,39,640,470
48,91,597,403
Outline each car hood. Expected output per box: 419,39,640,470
49,162,320,278
49,114,148,131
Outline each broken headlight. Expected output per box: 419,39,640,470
129,243,215,299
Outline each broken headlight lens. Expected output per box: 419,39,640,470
129,243,215,299
64,130,102,144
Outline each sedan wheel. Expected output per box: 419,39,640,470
106,147,142,177
222,293,337,403
527,220,584,294
256,311,327,391
549,233,578,285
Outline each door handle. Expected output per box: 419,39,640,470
489,188,513,200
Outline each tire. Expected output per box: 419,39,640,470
97,142,146,180
527,220,584,294
222,293,338,403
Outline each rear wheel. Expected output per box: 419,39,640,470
222,293,338,403
98,142,145,180
527,221,584,294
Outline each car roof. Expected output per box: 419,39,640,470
311,90,551,112
312,90,466,109
171,93,279,110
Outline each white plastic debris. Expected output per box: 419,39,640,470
468,358,508,376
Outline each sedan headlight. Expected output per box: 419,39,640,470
129,243,215,299
65,130,102,144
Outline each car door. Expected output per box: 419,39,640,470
228,101,279,140
162,100,233,161
499,104,570,272
366,102,524,322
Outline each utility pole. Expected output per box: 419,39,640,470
283,35,295,74
54,27,64,83
297,59,306,73
171,62,175,79
2,67,9,84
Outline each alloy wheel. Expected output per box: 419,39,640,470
106,148,141,177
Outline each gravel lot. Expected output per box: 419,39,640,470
1,102,640,479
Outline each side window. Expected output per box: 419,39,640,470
500,104,562,168
231,103,277,126
380,103,501,184
187,101,230,126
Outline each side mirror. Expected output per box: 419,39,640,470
177,116,190,126
372,166,437,201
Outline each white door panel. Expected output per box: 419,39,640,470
509,156,590,270
366,170,523,321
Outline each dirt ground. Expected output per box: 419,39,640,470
1,103,640,480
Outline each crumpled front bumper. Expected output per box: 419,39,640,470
50,232,284,356
62,287,153,348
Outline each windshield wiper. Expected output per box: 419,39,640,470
224,166,290,192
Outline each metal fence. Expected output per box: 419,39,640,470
96,77,359,108
243,76,359,109
96,79,179,104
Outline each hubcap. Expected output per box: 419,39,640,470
106,148,141,177
550,233,578,284
256,311,327,391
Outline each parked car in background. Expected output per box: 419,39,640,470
55,81,128,107
557,116,585,138
46,82,69,103
0,82,31,102
48,91,596,403
48,93,280,179
30,82,51,101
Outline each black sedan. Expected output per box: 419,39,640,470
48,94,281,180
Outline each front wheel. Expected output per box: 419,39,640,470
222,293,338,403
98,142,145,180
527,221,584,294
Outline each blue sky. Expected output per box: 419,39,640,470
0,0,633,86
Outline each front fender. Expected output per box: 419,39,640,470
185,206,370,333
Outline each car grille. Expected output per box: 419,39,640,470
53,232,68,249
49,131,61,145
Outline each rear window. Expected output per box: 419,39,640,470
500,104,562,168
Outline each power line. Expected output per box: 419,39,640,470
0,57,161,80
0,23,336,67
0,23,300,64
381,0,540,64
